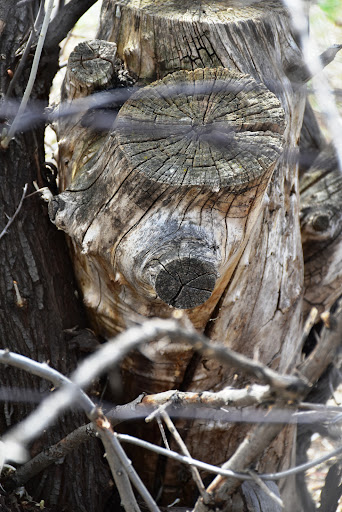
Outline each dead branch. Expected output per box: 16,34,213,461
0,184,28,240
95,416,142,512
246,470,284,509
71,318,309,398
0,351,159,512
193,300,342,510
117,432,342,483
44,0,98,51
0,348,94,415
299,298,342,385
159,409,208,499
282,0,342,170
1,0,55,148
7,423,96,489
96,416,159,512
7,393,342,489
5,1,45,99
1,306,340,508
193,422,288,511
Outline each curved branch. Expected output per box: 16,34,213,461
44,0,98,51
117,433,342,483
0,351,156,512
1,0,55,148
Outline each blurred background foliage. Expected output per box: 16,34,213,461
317,0,342,24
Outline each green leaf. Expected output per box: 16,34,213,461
318,0,340,22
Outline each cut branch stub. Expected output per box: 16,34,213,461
114,68,284,192
155,258,217,309
58,40,122,191
98,0,289,82
113,68,285,309
53,67,284,328
300,144,342,316
62,39,120,100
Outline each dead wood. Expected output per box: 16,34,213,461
300,144,342,317
51,0,319,508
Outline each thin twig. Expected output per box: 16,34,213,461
246,470,284,509
143,385,274,410
282,0,342,171
97,418,160,512
299,402,342,413
8,393,342,488
160,409,207,499
71,319,309,398
10,423,96,487
7,401,342,491
10,396,144,489
16,0,36,5
0,352,97,466
1,313,339,501
0,318,309,464
0,184,28,240
156,416,170,451
193,300,342,510
5,0,45,99
44,0,98,51
5,387,342,491
145,400,172,423
0,348,96,427
8,401,342,487
95,417,142,512
118,432,342,482
0,350,158,511
1,0,55,148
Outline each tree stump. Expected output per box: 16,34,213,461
53,0,309,509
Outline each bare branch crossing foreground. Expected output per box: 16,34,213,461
1,303,342,511
0,317,312,461
0,184,28,240
0,348,159,512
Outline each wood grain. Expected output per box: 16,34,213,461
54,0,308,507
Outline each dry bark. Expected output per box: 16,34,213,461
0,2,111,510
52,0,313,509
300,144,342,318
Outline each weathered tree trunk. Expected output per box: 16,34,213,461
53,0,309,509
0,2,111,510
300,143,342,317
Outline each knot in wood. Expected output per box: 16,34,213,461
115,68,285,191
155,258,217,309
311,213,330,233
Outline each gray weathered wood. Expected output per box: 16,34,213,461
241,480,283,512
109,68,284,309
63,39,119,99
54,66,285,320
300,144,342,317
53,0,310,508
